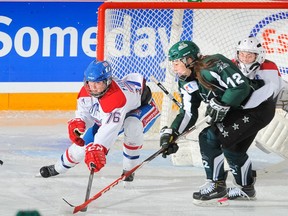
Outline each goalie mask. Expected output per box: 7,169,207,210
236,37,266,78
84,60,112,98
168,41,201,81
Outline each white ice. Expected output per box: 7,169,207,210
1,111,288,216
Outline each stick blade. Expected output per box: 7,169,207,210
80,207,87,212
73,204,87,214
62,198,75,207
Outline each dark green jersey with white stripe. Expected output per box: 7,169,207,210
171,54,263,135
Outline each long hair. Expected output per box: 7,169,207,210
192,56,219,90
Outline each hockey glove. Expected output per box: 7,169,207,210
85,143,107,172
206,98,230,123
68,118,86,146
160,127,179,158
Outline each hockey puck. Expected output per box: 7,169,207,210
0,160,3,165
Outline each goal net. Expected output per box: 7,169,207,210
97,1,288,165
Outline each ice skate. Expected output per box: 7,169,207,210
193,179,228,206
39,165,59,178
227,170,256,200
122,170,135,189
122,170,135,182
227,184,256,200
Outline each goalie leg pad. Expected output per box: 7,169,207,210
255,110,288,159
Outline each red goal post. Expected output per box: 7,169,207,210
96,1,288,140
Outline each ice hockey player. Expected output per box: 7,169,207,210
226,36,287,198
39,60,160,182
234,36,285,103
160,40,277,205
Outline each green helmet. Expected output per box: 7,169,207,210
168,41,200,61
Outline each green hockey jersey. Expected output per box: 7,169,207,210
171,54,263,135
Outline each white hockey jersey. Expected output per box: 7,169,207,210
74,73,146,150
243,60,286,109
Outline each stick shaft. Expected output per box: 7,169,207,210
150,76,182,108
80,168,95,212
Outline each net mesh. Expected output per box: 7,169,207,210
99,2,288,139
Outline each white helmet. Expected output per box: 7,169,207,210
236,37,266,78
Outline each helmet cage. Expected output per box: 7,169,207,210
167,57,190,81
236,37,266,77
84,78,112,98
83,60,112,98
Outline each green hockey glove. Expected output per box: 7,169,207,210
206,98,230,123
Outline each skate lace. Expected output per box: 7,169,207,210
47,165,58,176
199,181,216,195
228,187,250,200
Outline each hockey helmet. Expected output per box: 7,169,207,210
168,41,201,62
84,60,112,97
236,37,266,78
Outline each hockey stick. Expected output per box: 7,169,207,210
73,148,164,213
63,164,95,212
65,116,209,214
150,76,183,108
81,165,95,212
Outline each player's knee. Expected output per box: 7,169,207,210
123,118,142,170
124,117,143,143
199,127,219,148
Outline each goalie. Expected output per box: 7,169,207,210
160,40,278,206
234,36,286,106
39,60,160,182
234,37,288,158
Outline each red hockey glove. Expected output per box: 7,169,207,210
68,118,86,146
85,143,107,172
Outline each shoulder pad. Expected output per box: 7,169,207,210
77,86,90,99
260,60,280,75
99,81,127,113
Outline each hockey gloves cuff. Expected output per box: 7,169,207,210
160,127,179,158
206,98,230,123
85,143,107,172
68,118,86,146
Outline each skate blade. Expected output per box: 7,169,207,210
193,197,229,207
122,181,134,190
229,196,257,201
35,172,42,178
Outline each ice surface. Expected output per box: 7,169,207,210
0,111,288,216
